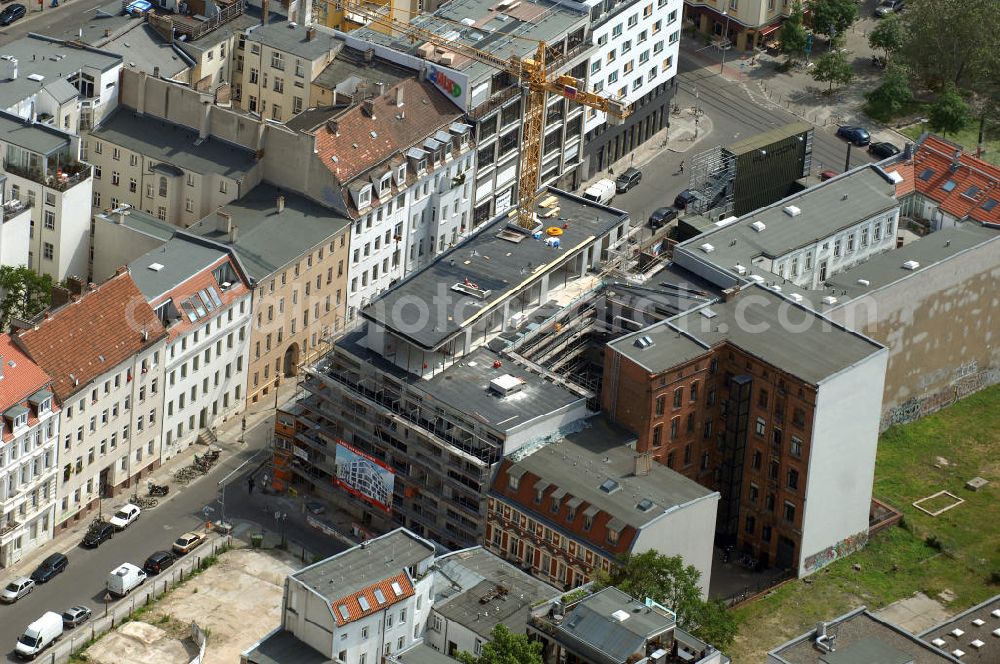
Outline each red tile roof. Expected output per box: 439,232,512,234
15,271,167,402
330,573,414,626
147,256,250,342
0,334,50,411
901,135,1000,223
312,79,462,184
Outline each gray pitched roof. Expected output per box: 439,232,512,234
91,110,256,179
129,235,228,301
42,78,80,105
246,21,339,60
555,588,676,664
186,183,351,281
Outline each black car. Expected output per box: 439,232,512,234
868,141,901,159
673,189,699,209
615,167,642,193
648,206,678,228
81,521,115,548
0,4,26,26
30,553,68,583
836,125,871,147
143,550,177,575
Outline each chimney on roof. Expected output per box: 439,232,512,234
104,28,111,38
216,210,233,234
306,26,316,41
276,195,285,213
65,276,85,298
634,452,652,477
903,142,914,160
230,225,239,244
363,99,375,119
326,119,338,135
950,149,961,171
395,86,404,107
50,286,72,309
153,66,160,78
364,48,374,64
261,0,270,25
377,81,386,97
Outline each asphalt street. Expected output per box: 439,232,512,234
0,0,112,45
613,52,878,228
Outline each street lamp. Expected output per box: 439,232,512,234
720,11,732,74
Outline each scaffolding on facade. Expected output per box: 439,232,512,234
687,145,737,220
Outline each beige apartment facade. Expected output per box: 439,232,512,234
685,0,794,51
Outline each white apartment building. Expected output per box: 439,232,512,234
673,166,902,293
15,271,167,529
306,79,472,320
0,335,59,568
129,235,252,459
0,113,94,281
0,175,32,267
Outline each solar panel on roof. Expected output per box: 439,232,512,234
198,290,215,311
207,286,223,307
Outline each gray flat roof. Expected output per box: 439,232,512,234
312,45,412,93
391,644,454,664
244,630,333,664
91,110,256,179
336,334,584,435
353,0,586,85
187,183,351,281
97,207,176,242
432,547,558,639
246,21,339,60
612,284,884,385
507,415,717,530
727,122,812,156
363,189,628,350
677,166,899,272
70,2,143,46
178,11,268,56
0,35,121,108
101,24,190,78
292,529,434,604
769,608,959,664
818,223,1000,305
0,111,71,155
556,587,675,664
129,235,228,301
919,594,1000,664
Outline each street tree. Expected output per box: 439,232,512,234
928,86,971,136
811,50,854,93
779,1,808,60
901,0,1000,90
811,0,859,45
868,14,904,63
0,265,52,330
456,624,543,664
601,550,740,650
864,63,913,120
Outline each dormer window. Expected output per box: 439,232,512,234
418,158,427,173
508,475,519,491
380,174,391,195
396,165,406,183
39,398,51,414
357,186,372,209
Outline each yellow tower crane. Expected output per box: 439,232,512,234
327,0,631,229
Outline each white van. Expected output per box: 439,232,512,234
15,611,62,659
106,562,147,597
582,178,616,205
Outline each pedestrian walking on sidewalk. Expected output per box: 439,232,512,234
248,476,255,494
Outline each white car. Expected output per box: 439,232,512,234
109,503,141,530
1,576,35,603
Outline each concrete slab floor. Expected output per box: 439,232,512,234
873,592,951,634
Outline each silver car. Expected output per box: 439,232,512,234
62,606,93,628
1,576,35,603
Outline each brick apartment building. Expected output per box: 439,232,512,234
602,285,888,576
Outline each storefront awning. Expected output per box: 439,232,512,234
759,22,782,38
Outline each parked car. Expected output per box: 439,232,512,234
143,550,177,575
615,167,643,193
673,189,699,210
15,611,62,659
648,206,678,228
874,0,904,17
836,125,871,146
109,503,141,530
172,531,207,555
30,553,68,584
61,606,92,629
1,577,35,604
581,178,616,205
0,4,26,26
868,141,901,159
820,169,839,181
106,563,147,597
82,521,115,548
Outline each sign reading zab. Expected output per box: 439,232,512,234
426,64,469,110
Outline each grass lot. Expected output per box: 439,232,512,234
900,123,1000,166
728,385,1000,662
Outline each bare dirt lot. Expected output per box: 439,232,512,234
82,546,300,664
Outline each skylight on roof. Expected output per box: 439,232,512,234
962,185,981,199
942,180,957,192
358,596,371,611
207,286,223,307
390,581,403,596
599,479,621,494
918,168,934,181
337,604,349,621
182,301,198,323
192,297,206,317
373,588,386,604
982,198,998,212
637,498,655,512
198,290,215,311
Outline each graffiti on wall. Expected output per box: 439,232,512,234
881,365,1000,431
802,530,870,574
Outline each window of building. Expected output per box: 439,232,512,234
787,468,799,490
784,501,796,523
745,515,755,534
652,424,662,446
751,450,761,469
43,242,54,260
673,387,683,408
755,417,766,436
790,436,802,457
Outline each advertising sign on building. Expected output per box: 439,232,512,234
334,440,395,513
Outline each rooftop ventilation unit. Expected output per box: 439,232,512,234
788,293,803,303
733,264,747,275
700,309,717,319
611,609,630,623
747,274,765,284
751,221,766,232
636,498,655,512
902,260,920,270
148,262,164,271
822,295,838,305
699,243,715,253
783,205,802,217
452,280,492,299
599,479,621,494
489,374,525,397
857,278,870,286
633,335,654,349
770,284,782,292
